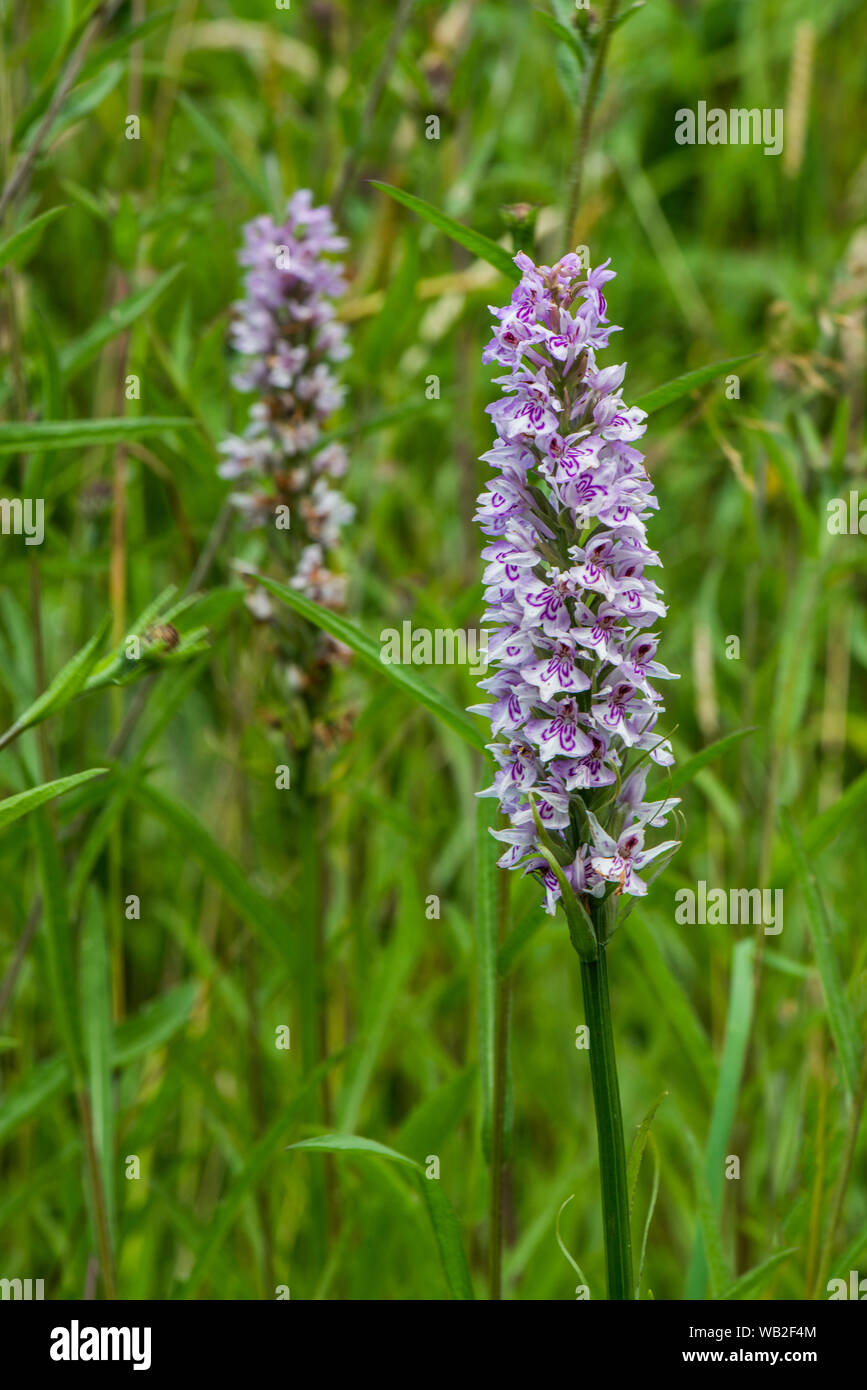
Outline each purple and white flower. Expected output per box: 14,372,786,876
473,252,680,915
220,190,353,617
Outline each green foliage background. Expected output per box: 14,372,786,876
0,0,865,1300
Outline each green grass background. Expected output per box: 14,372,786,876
0,0,865,1300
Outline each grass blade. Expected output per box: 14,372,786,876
626,1089,668,1214
288,1134,474,1298
133,780,292,969
59,266,183,379
650,727,758,797
0,615,110,750
0,767,108,831
685,938,755,1298
0,205,66,270
721,1247,798,1300
781,813,860,1095
684,1126,729,1299
371,181,516,279
634,354,759,414
0,417,194,452
80,888,115,1240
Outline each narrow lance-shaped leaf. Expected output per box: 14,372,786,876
626,1089,668,1214
685,938,755,1299
80,888,116,1241
0,206,66,271
34,810,84,1087
0,768,108,832
288,1134,474,1299
634,354,759,415
684,1126,729,1299
59,265,183,379
0,615,110,751
371,181,517,279
648,727,758,798
782,813,860,1095
721,1247,799,1301
0,417,194,453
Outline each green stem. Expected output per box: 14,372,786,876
488,867,511,1299
578,915,633,1300
564,0,619,249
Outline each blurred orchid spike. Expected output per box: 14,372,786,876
220,190,354,622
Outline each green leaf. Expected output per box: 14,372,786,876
612,1,647,33
21,63,123,151
111,981,198,1068
288,1134,473,1299
626,1089,668,1214
720,1247,798,1300
419,1178,476,1301
371,181,516,279
635,1132,661,1298
184,1053,345,1294
0,767,108,832
132,780,293,970
0,417,194,453
685,939,755,1298
684,1126,729,1299
290,1132,415,1167
0,206,66,271
788,768,867,871
59,266,183,380
627,912,715,1098
34,810,84,1086
0,1056,68,1146
475,798,499,1163
395,1067,477,1162
0,982,198,1148
781,813,860,1095
80,888,115,1240
534,11,587,64
255,574,487,752
0,616,110,750
649,727,758,797
760,430,817,551
634,354,759,414
178,93,270,204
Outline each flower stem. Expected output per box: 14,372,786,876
578,914,633,1299
564,0,620,249
488,863,511,1299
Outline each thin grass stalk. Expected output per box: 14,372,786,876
78,1088,117,1299
812,1044,867,1299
